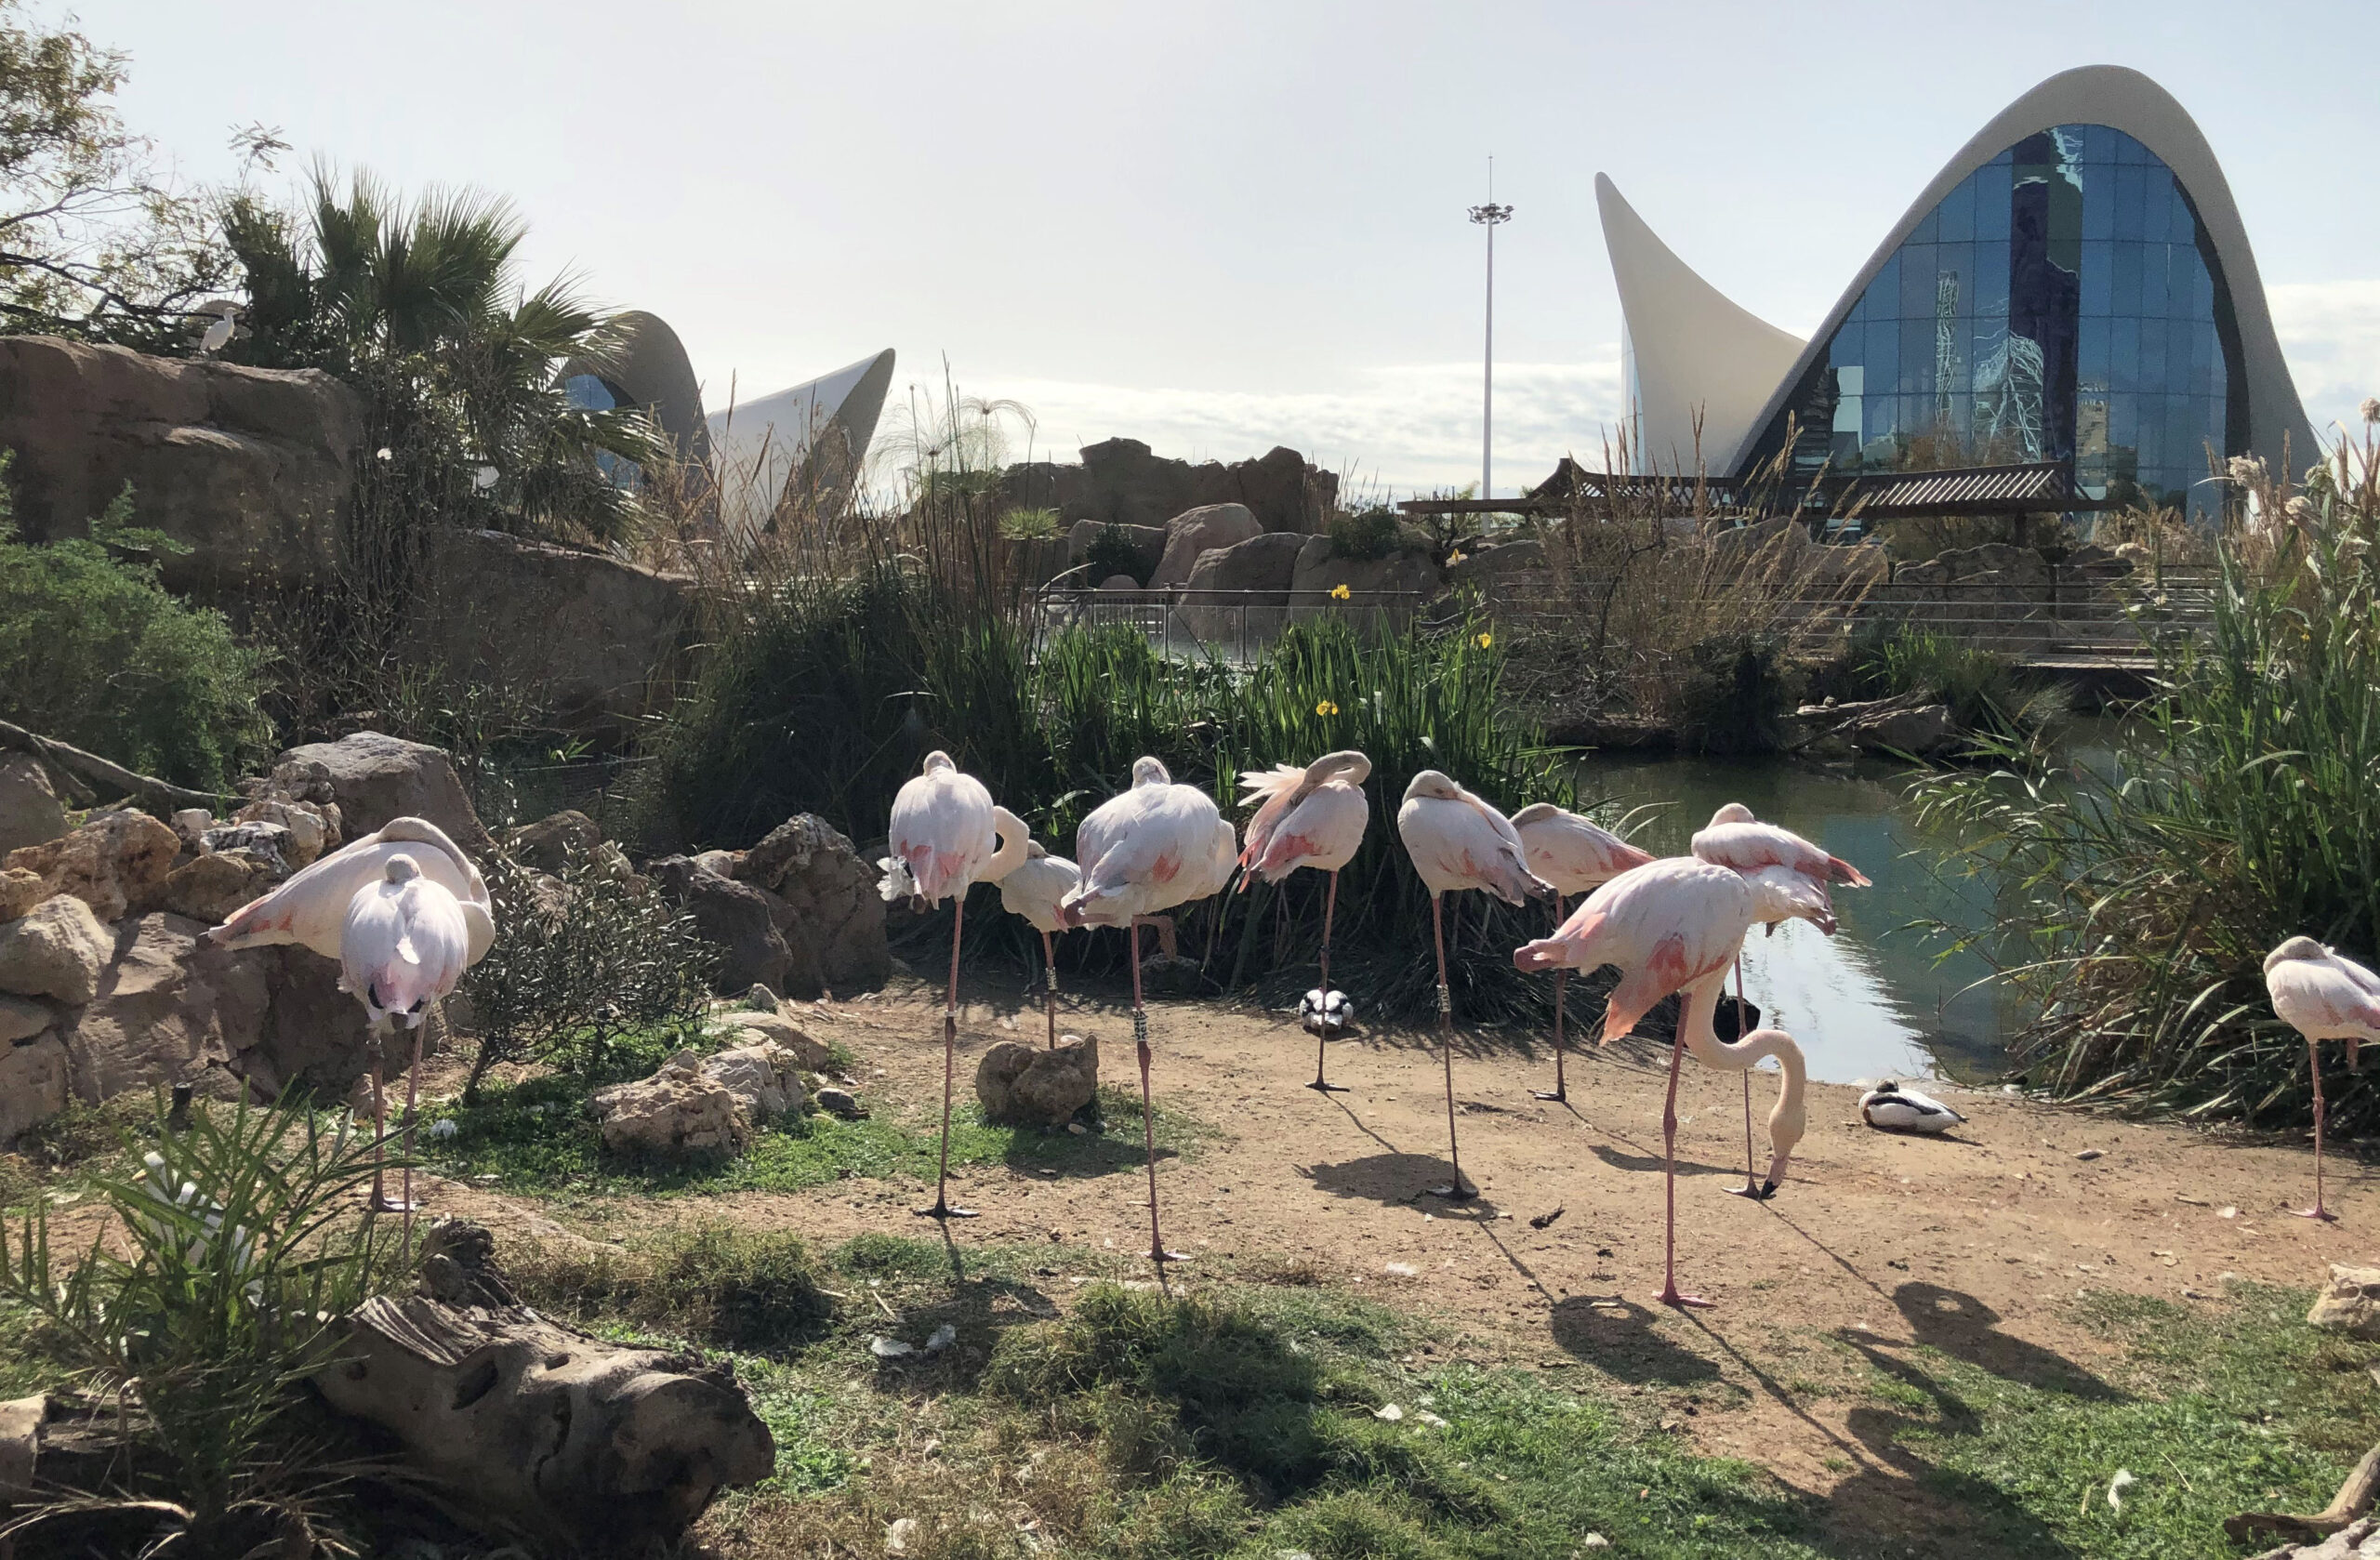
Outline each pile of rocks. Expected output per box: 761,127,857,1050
645,814,889,998
589,998,850,1158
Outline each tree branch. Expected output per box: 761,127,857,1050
0,719,232,813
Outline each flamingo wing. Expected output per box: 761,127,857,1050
1744,864,1837,932
1236,763,1312,869
1692,820,1871,888
2271,958,2380,1040
1511,858,1751,1039
1252,784,1368,881
208,826,481,960
885,769,996,904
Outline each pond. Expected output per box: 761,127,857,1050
1569,750,2023,1087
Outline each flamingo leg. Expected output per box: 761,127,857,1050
1655,1022,1712,1308
398,1008,430,1255
365,1031,388,1211
1042,928,1058,1050
916,894,978,1220
2293,1038,2338,1222
1426,892,1475,1200
1132,915,1186,1272
1533,892,1567,1102
1725,952,1764,1198
1307,869,1349,1093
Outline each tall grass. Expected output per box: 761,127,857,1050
1915,420,2380,1127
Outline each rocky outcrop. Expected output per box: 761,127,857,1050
3,809,180,921
0,335,361,593
699,1039,808,1120
266,732,492,857
734,814,889,998
1181,531,1310,641
592,1052,749,1157
1791,693,1964,761
722,1010,833,1071
0,895,112,1006
1287,535,1443,626
974,1036,1099,1129
1149,503,1262,588
648,856,792,997
414,530,696,740
60,912,271,1103
0,756,64,856
1005,439,1336,534
1064,520,1165,583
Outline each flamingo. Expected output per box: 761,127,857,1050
991,807,1080,1049
1058,756,1236,1269
1690,803,1868,1193
1395,770,1554,1199
2265,936,2380,1221
1512,802,1655,1103
879,751,1025,1221
1238,750,1372,1092
340,855,473,1244
205,817,496,1223
1517,855,1811,1307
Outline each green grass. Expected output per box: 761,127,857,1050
422,1073,1211,1198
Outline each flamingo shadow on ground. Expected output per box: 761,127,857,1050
1299,1154,1501,1213
1548,1296,1722,1387
1585,1143,1742,1179
1889,1281,2120,1399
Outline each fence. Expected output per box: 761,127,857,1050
1026,585,1432,664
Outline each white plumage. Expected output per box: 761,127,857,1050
1299,987,1354,1036
340,854,472,1031
1858,1081,1967,1133
1395,770,1550,905
205,815,494,964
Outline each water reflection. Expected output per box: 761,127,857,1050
1571,752,2016,1085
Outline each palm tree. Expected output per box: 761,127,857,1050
221,169,660,548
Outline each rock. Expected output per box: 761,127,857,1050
0,868,42,922
592,1053,749,1157
1149,503,1262,588
2307,1264,2380,1338
973,1036,1099,1129
1096,573,1142,591
269,732,493,857
736,814,890,998
694,848,742,879
505,809,629,879
4,808,181,921
1852,703,1963,760
1287,535,1443,625
1005,440,1335,533
647,856,792,996
743,983,781,1011
1445,537,1548,587
233,947,372,1101
0,895,112,1004
1064,518,1167,581
699,1040,808,1119
169,807,215,850
0,755,65,856
153,849,275,923
0,993,48,1044
199,820,294,875
725,1011,833,1070
813,1086,866,1120
0,335,362,594
1181,531,1310,641
61,912,271,1103
231,797,330,866
1137,953,1203,998
0,1033,69,1143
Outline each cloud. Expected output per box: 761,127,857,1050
2270,279,2380,442
957,352,1627,498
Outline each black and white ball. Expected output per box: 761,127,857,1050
1299,988,1354,1036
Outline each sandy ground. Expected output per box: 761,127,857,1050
406,972,2370,1542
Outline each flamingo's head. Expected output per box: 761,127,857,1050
1402,769,1461,803
2267,934,2330,972
1709,801,1757,827
1313,749,1372,787
1510,801,1563,827
1025,839,1048,860
1130,756,1171,787
382,853,421,885
921,749,958,775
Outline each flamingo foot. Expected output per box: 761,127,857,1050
2289,1204,2339,1222
1305,1077,1352,1094
1654,1286,1716,1310
1424,1181,1477,1202
1724,1178,1778,1200
913,1199,980,1219
368,1194,420,1213
1530,1087,1567,1103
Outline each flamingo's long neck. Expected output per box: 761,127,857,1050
1678,972,1808,1181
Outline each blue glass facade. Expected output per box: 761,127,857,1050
563,373,640,487
1744,125,2242,517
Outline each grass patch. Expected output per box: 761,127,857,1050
510,1223,837,1353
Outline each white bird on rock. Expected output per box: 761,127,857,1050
991,810,1079,1050
1397,770,1554,1200
1858,1081,1966,1134
2265,936,2380,1222
879,751,1025,1221
1060,756,1236,1272
1238,750,1371,1092
205,817,495,1230
1512,802,1655,1104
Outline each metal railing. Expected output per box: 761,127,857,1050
1027,585,1431,664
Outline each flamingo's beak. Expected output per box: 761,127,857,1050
1758,1147,1794,1197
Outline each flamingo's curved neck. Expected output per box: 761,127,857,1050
983,807,1031,884
1677,970,1808,1165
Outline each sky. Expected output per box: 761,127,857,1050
91,0,2380,497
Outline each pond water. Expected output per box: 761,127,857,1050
1569,751,2023,1087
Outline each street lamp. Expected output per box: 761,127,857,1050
1469,187,1514,503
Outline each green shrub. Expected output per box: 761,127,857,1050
510,1223,833,1352
1000,506,1062,539
1082,522,1152,586
0,474,271,788
1848,622,2060,742
1671,632,1792,755
1324,506,1400,562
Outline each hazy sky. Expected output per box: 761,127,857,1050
94,0,2380,496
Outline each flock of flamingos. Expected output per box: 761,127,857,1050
193,747,2380,1306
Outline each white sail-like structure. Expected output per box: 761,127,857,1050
707,349,896,540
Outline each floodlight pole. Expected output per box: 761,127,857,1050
1469,170,1514,504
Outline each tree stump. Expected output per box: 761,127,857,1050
311,1220,774,1555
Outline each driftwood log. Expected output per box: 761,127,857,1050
0,718,231,811
2230,1442,2380,1553
311,1220,774,1555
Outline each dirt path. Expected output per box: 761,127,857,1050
443,973,2369,1543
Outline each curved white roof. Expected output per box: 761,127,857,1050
707,348,896,537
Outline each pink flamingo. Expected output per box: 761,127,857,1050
205,817,496,1222
2266,936,2380,1221
1512,803,1655,1103
1395,770,1554,1199
1517,855,1807,1307
879,751,1025,1220
1690,803,1867,1193
1238,750,1373,1092
1059,756,1236,1268
991,808,1080,1049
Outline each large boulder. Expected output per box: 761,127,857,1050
0,1033,68,1144
2307,1264,2380,1339
974,1036,1099,1129
647,856,791,996
1148,503,1262,588
1181,531,1311,641
1002,440,1337,533
61,913,271,1103
698,1040,808,1120
0,756,65,857
1287,535,1443,626
591,1053,748,1157
504,809,629,880
4,809,180,921
268,733,492,856
0,896,112,1005
0,336,362,594
0,994,48,1044
233,948,372,1100
414,530,695,740
1064,519,1165,583
734,815,889,998
721,1011,832,1071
